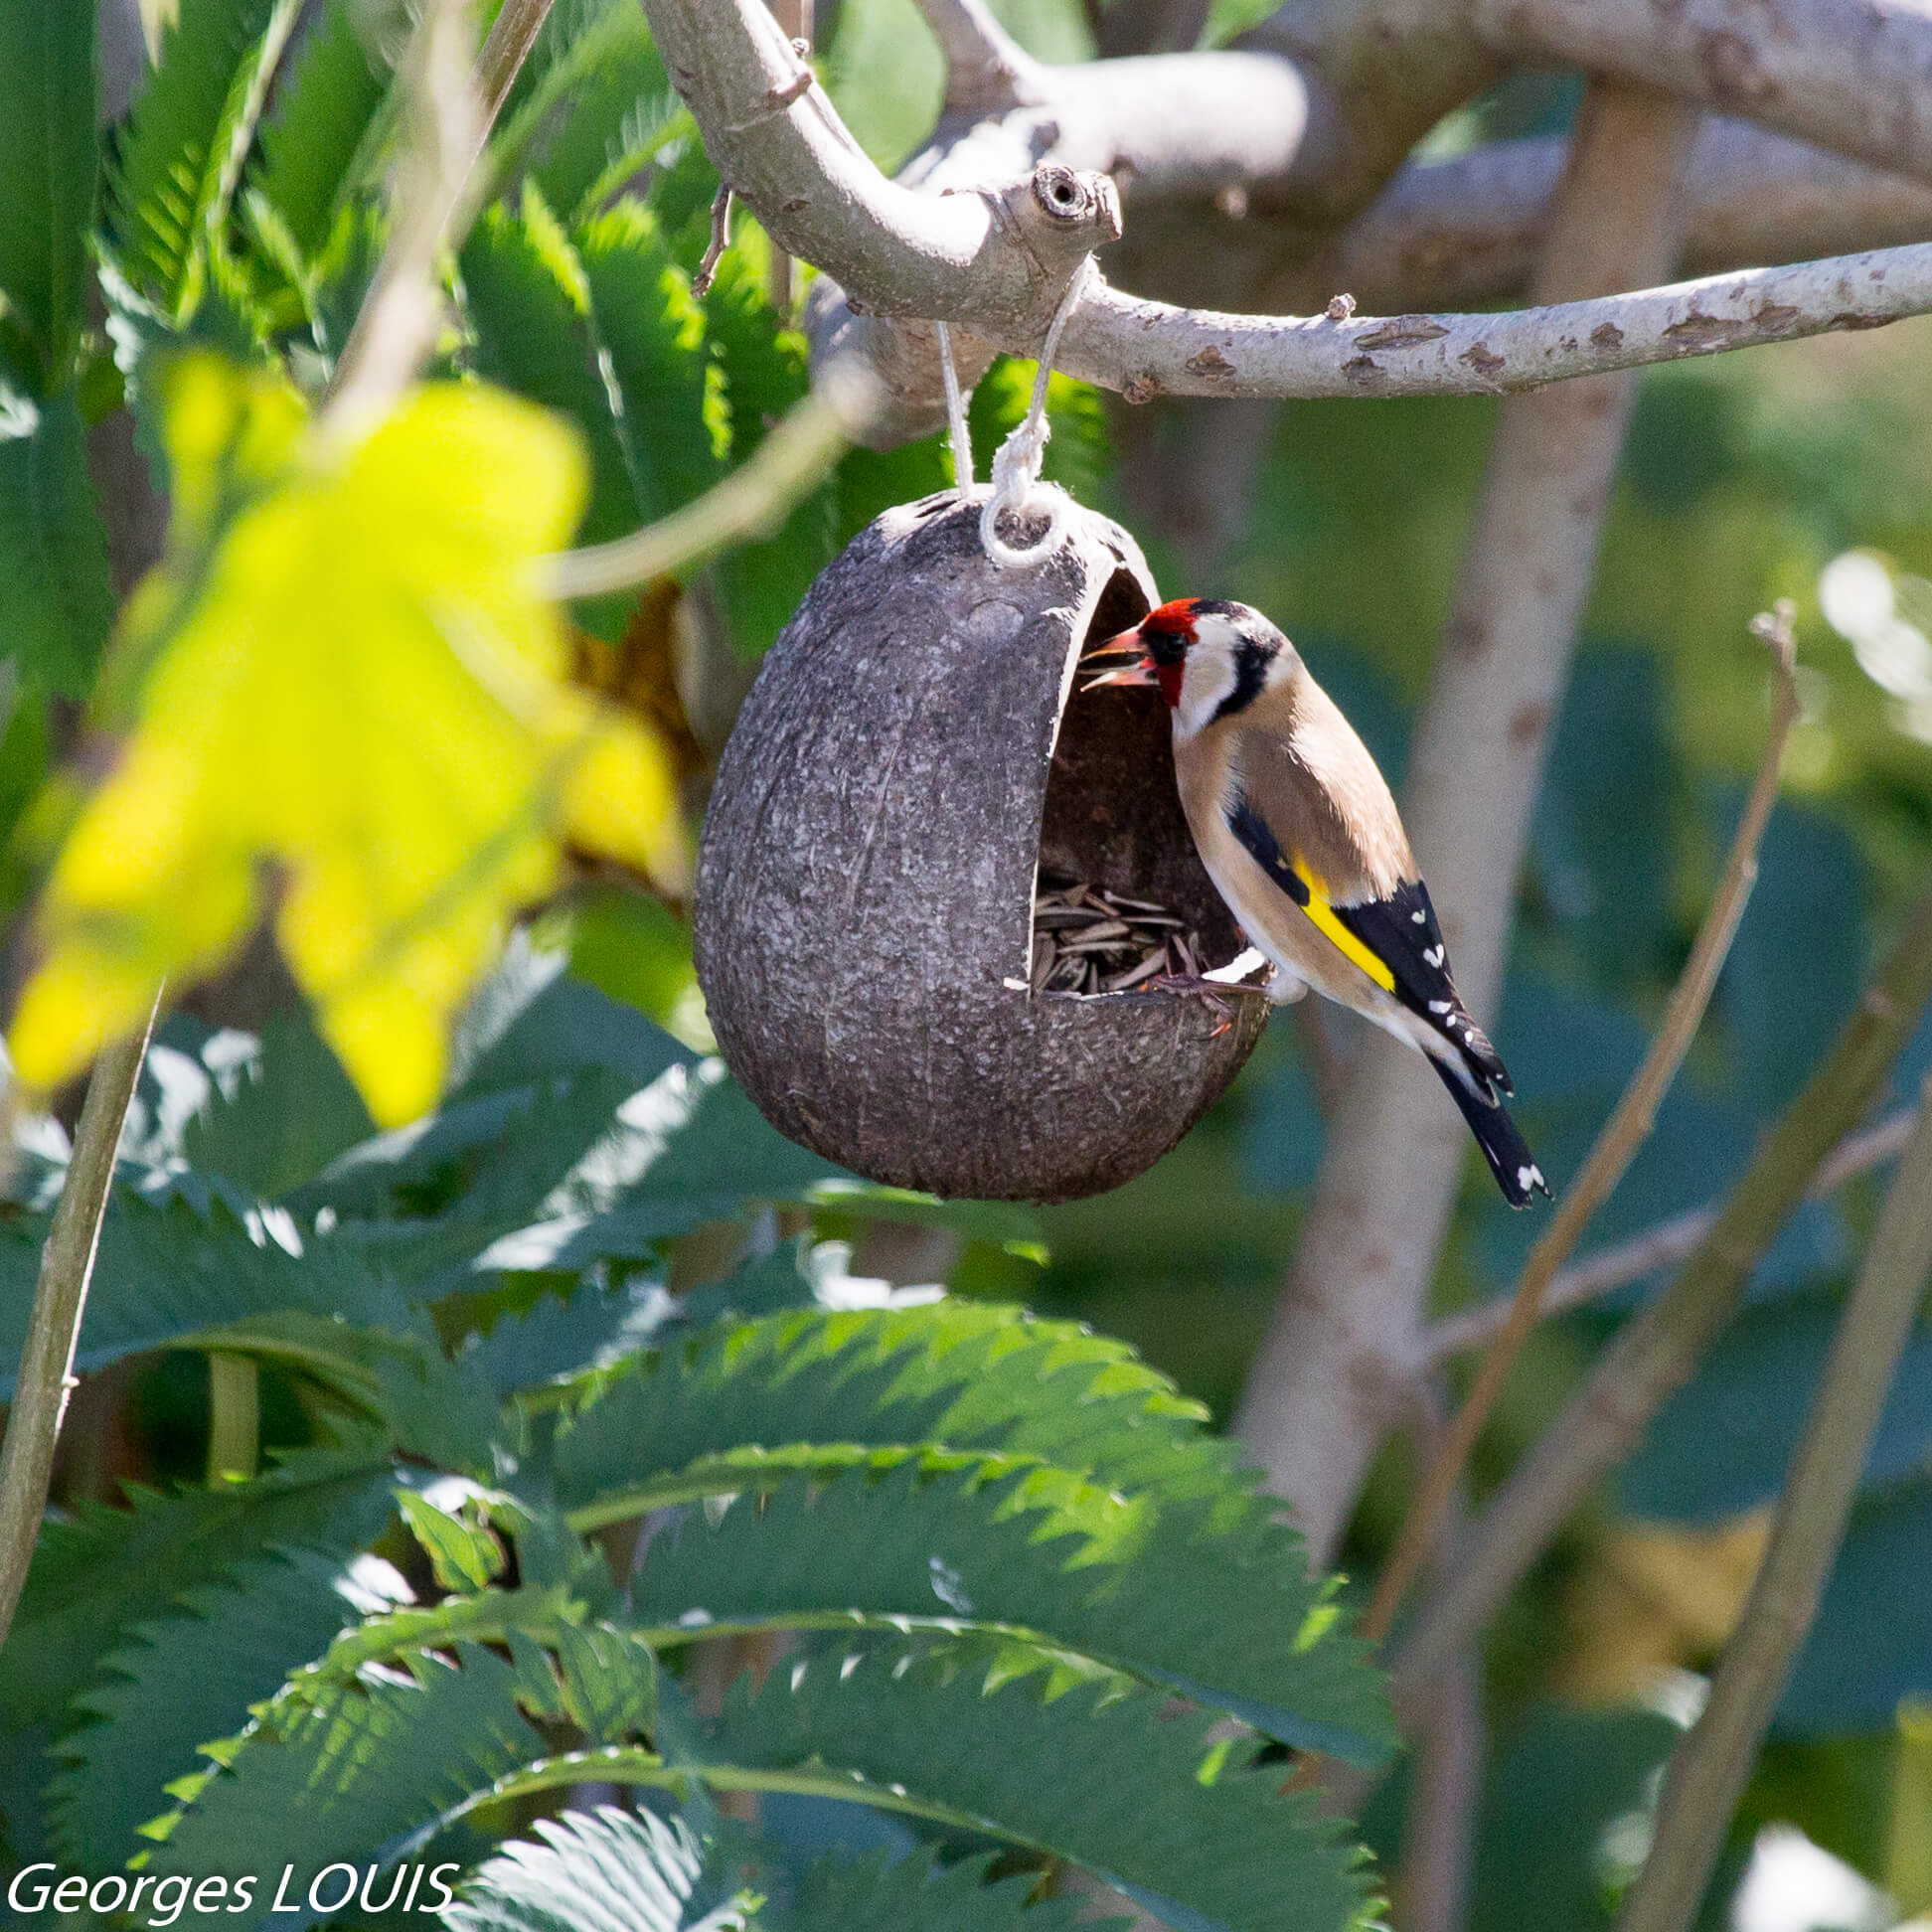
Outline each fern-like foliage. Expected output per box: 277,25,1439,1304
443,1806,752,1932
0,0,98,391
46,1545,396,1859
550,1302,1271,1530
629,1461,1382,1759
703,1641,1376,1932
0,1445,396,1733
102,0,295,319
0,390,115,695
6,2,1396,1910
245,0,388,265
793,1849,1108,1932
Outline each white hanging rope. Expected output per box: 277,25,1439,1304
979,256,1092,570
934,319,974,494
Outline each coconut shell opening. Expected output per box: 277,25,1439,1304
694,494,1268,1203
1032,565,1248,996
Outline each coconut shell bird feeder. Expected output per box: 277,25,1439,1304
694,485,1269,1203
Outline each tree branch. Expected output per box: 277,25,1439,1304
1421,1104,1921,1365
1060,244,1932,402
0,999,158,1650
909,0,1048,113
1615,1077,1932,1932
649,0,1932,442
1392,886,1932,1702
1336,120,1932,314
1231,82,1698,1563
1483,0,1932,195
1363,603,1798,1645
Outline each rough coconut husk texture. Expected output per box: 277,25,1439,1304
693,491,1268,1202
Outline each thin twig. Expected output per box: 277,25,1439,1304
1363,604,1799,1644
0,998,159,1651
693,185,735,298
1391,885,1932,1702
324,0,553,437
476,0,556,127
539,363,877,599
1392,1387,1485,1932
1615,1077,1932,1932
1421,1104,1921,1364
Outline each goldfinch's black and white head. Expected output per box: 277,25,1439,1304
1084,598,1302,738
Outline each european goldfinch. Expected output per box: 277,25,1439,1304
1083,596,1550,1208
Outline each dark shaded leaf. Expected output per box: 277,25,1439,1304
0,0,97,389
0,391,114,693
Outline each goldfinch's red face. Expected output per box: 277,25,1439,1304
1082,598,1292,735
1082,598,1203,709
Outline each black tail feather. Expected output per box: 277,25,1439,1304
1428,1055,1549,1208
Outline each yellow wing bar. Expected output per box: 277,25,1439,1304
1290,860,1397,993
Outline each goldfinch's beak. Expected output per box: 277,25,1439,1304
1080,625,1156,690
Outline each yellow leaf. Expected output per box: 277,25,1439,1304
10,352,690,1123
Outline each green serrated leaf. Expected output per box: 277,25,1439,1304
551,1302,1266,1535
794,1848,1109,1932
442,1806,748,1932
0,1445,396,1734
46,1546,400,1864
248,0,390,263
0,0,98,390
709,1642,1375,1932
576,200,724,521
178,1004,378,1198
0,390,115,694
477,1642,1376,1932
459,191,636,640
554,1621,657,1743
700,248,834,657
147,1640,564,1919
630,1462,1390,1764
398,1486,509,1592
103,0,298,319
486,0,675,222
0,1193,413,1400
477,1060,846,1276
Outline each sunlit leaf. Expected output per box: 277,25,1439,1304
8,352,688,1122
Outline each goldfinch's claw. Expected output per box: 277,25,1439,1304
1148,972,1240,1039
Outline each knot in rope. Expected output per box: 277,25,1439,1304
934,257,1092,571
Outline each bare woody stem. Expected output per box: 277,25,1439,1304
1232,83,1698,1564
1363,604,1800,1644
0,999,159,1652
324,0,554,436
1615,1078,1932,1932
1421,1104,1920,1364
1393,886,1932,1701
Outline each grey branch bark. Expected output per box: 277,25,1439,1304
1615,1081,1932,1932
1339,119,1932,313
645,0,1932,445
1483,0,1932,193
1231,83,1698,1563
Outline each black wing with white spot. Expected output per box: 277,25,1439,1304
1330,879,1515,1099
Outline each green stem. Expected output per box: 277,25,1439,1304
0,998,160,1651
206,1352,260,1485
467,1746,1037,1853
1615,1080,1932,1932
